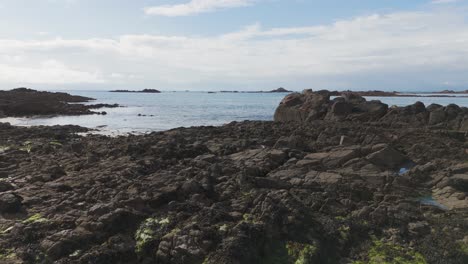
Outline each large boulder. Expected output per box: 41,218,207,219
0,193,22,213
351,100,389,121
274,90,330,122
274,90,388,123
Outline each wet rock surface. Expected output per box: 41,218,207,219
0,88,119,118
0,91,467,263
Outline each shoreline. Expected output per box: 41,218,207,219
2,88,468,136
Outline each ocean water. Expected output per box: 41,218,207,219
2,91,468,134
0,91,285,134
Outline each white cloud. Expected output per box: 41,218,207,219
144,0,253,16
1,10,468,90
47,0,78,4
431,0,460,4
0,60,105,84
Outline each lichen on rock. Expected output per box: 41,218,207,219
134,217,171,256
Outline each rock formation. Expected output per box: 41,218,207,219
275,89,468,131
0,88,119,118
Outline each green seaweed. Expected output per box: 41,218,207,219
458,241,468,255
334,215,347,221
69,250,82,258
338,225,350,241
135,217,170,255
49,141,63,147
242,213,262,225
19,141,33,153
286,242,318,264
22,213,48,224
0,146,11,153
260,240,319,264
219,224,229,232
354,239,427,264
0,226,14,234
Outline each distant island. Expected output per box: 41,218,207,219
329,90,468,97
219,87,292,93
107,88,468,97
0,88,118,117
110,89,161,93
435,90,468,94
215,89,468,97
269,87,291,93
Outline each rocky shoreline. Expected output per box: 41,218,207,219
0,88,119,118
0,90,467,263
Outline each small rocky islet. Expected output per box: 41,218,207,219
0,89,467,263
0,88,119,118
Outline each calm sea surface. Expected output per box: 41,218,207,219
1,91,468,135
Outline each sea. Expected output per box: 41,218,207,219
1,91,468,135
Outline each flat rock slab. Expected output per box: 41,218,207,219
303,147,360,167
366,146,409,169
433,187,468,210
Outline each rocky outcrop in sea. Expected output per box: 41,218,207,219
0,88,119,118
275,89,468,131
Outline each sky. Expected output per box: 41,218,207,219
0,0,468,91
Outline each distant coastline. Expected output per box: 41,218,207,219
433,89,468,94
109,89,161,93
218,87,292,94
208,89,468,97
328,90,468,98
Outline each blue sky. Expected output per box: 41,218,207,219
0,0,433,38
0,0,467,91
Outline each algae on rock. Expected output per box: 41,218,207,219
22,213,48,224
353,238,427,264
134,217,171,256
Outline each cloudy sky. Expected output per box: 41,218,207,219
0,0,468,91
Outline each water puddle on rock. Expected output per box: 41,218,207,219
398,161,416,175
398,167,410,175
418,196,449,211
